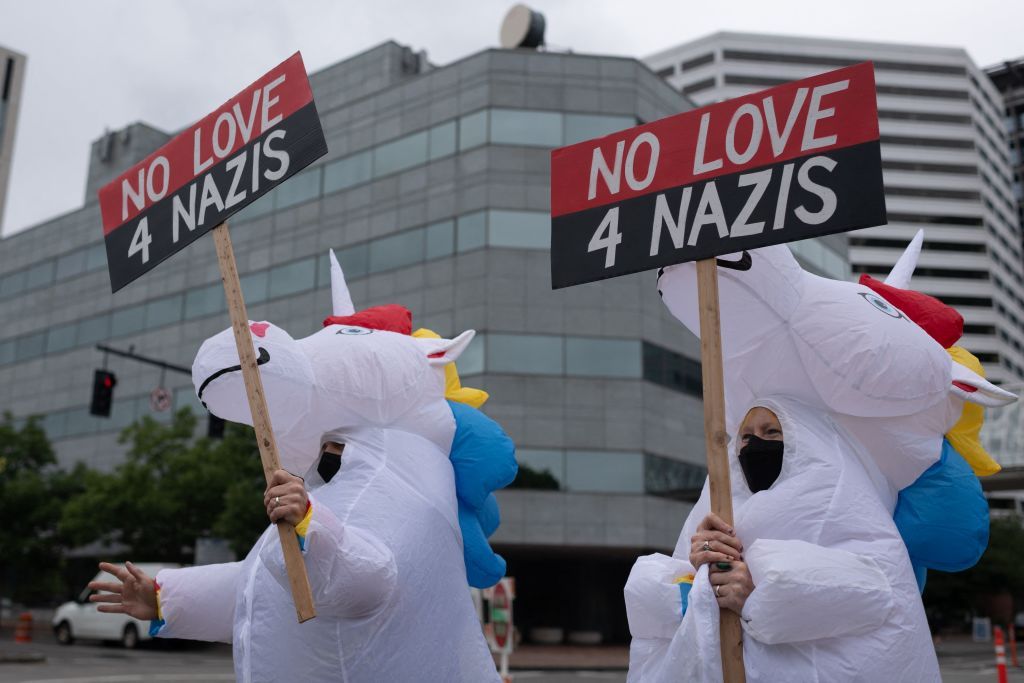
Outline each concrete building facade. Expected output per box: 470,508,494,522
0,45,26,231
646,32,1024,389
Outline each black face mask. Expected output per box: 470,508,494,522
738,435,784,493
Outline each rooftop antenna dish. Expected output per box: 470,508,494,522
500,5,546,50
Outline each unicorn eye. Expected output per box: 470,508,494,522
336,327,372,336
858,292,905,319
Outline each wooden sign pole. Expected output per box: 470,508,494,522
695,258,745,682
211,222,316,623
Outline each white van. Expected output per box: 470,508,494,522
52,563,180,648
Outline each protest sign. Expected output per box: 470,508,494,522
550,62,883,289
99,52,327,292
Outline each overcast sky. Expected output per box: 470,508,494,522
1,0,1021,237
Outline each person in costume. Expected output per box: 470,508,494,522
89,251,518,683
625,233,1015,682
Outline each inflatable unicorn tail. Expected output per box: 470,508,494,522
413,328,518,588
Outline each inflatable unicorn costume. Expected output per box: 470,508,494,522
625,233,1015,682
150,252,517,682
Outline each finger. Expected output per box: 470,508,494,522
98,562,128,580
264,486,294,506
698,550,736,564
699,530,743,554
97,604,127,614
90,593,125,603
88,581,123,594
125,561,149,583
703,513,735,535
271,469,296,486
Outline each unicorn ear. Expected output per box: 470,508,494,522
950,361,1018,407
330,249,356,317
884,230,924,289
415,330,476,366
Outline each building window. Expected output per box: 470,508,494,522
428,121,456,160
565,337,642,378
456,211,487,253
563,114,634,146
184,283,226,319
488,210,550,249
566,450,644,493
643,342,702,396
425,220,455,260
240,270,269,304
268,258,316,299
55,249,87,280
373,130,428,176
275,166,321,210
76,314,111,346
488,333,563,375
369,229,425,272
681,53,715,71
514,449,565,489
490,109,563,147
682,78,715,96
645,453,708,497
459,110,488,151
145,295,183,329
111,304,147,337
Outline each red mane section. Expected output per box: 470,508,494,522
323,304,413,335
859,274,963,348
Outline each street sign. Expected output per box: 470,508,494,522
550,62,885,289
150,387,171,412
485,577,515,655
98,52,328,293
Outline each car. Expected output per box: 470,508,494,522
52,563,180,648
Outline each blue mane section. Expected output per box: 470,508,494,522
447,400,518,588
894,438,989,592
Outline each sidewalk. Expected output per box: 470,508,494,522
501,644,629,671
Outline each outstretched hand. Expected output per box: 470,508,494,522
88,561,159,621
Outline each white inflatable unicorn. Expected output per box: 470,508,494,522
146,252,517,682
625,233,1015,682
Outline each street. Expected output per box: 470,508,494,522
3,635,1024,683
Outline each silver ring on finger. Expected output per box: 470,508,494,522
715,584,722,598
701,540,712,552
274,496,281,508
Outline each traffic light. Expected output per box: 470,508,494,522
89,369,117,417
208,413,225,439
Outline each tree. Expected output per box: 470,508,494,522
61,408,268,564
924,516,1024,625
0,414,85,604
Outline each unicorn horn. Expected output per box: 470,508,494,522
884,229,924,289
330,249,356,316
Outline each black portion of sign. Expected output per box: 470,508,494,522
550,141,886,289
104,101,328,292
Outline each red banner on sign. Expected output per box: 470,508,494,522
98,52,314,235
551,62,878,219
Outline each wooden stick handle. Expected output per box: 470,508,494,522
695,258,745,682
212,223,316,623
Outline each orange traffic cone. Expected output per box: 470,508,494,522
995,626,1009,683
14,612,31,644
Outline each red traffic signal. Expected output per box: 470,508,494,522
90,369,117,417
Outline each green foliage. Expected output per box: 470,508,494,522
0,413,85,604
61,408,268,564
507,463,560,490
924,516,1024,621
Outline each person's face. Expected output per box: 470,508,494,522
322,441,345,456
738,407,783,446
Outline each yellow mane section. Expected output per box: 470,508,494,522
946,346,1001,476
413,328,489,408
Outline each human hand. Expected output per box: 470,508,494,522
689,513,743,570
88,561,159,621
709,559,755,615
264,469,309,526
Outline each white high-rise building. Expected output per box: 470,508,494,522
646,32,1024,385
